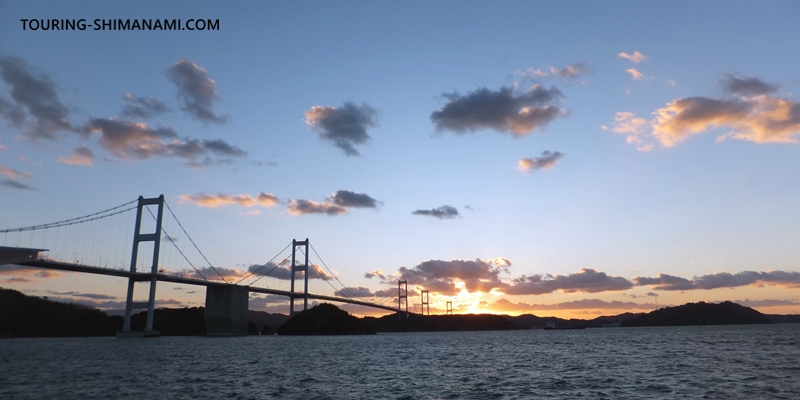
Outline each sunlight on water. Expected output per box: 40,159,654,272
1,325,799,399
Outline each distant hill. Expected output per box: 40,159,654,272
506,312,644,329
621,301,771,327
277,303,374,335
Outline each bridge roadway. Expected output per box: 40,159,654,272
20,259,400,313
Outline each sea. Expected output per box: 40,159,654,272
1,324,799,399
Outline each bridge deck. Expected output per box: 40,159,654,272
19,259,400,313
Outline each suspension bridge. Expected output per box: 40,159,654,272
0,195,412,337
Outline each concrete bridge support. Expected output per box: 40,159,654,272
205,285,249,336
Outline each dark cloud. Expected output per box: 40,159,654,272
166,59,229,124
0,55,72,140
0,95,25,126
397,259,510,296
304,102,379,156
287,199,347,216
517,150,565,171
490,298,657,312
734,298,800,307
430,85,565,136
288,190,380,216
48,290,117,300
632,274,696,291
120,93,171,119
412,205,459,220
1,179,35,190
721,73,778,96
504,268,633,295
364,269,387,280
331,190,379,208
634,270,800,291
82,118,245,165
246,262,332,280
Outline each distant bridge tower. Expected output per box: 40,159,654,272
119,195,164,338
446,301,453,315
421,289,430,316
398,280,408,319
289,238,310,316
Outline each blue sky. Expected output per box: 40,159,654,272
1,1,799,317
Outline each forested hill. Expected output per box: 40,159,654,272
621,301,771,327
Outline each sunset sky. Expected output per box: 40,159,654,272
2,1,799,318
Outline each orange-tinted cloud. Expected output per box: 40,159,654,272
504,268,633,295
305,102,379,157
180,192,280,208
57,146,94,166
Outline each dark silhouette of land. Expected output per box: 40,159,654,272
277,303,374,335
620,301,772,327
2,288,796,338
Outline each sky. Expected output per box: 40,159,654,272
1,1,799,318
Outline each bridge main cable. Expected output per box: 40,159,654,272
0,198,139,233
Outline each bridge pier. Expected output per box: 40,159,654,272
205,285,249,336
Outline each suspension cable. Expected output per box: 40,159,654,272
235,241,293,284
1,199,139,233
247,255,291,287
162,200,228,282
309,242,368,302
144,206,207,281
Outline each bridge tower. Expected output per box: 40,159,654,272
446,301,453,315
398,280,408,319
289,238,310,316
421,289,430,316
118,195,164,338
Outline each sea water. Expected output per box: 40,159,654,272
1,324,799,399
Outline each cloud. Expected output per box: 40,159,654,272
504,268,633,295
287,190,380,216
0,165,35,190
0,265,62,279
166,266,247,281
245,262,333,280
652,95,800,146
412,205,459,220
166,59,229,124
334,286,376,298
120,93,171,119
47,290,117,300
549,62,593,79
330,190,380,208
517,150,564,171
618,51,647,63
304,102,379,157
626,68,644,80
430,85,566,136
0,55,72,140
364,269,387,280
601,111,652,151
82,118,245,164
57,146,94,166
397,259,510,296
287,199,347,216
606,75,800,149
733,298,800,307
721,73,778,96
634,270,800,291
489,298,657,313
179,192,280,208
